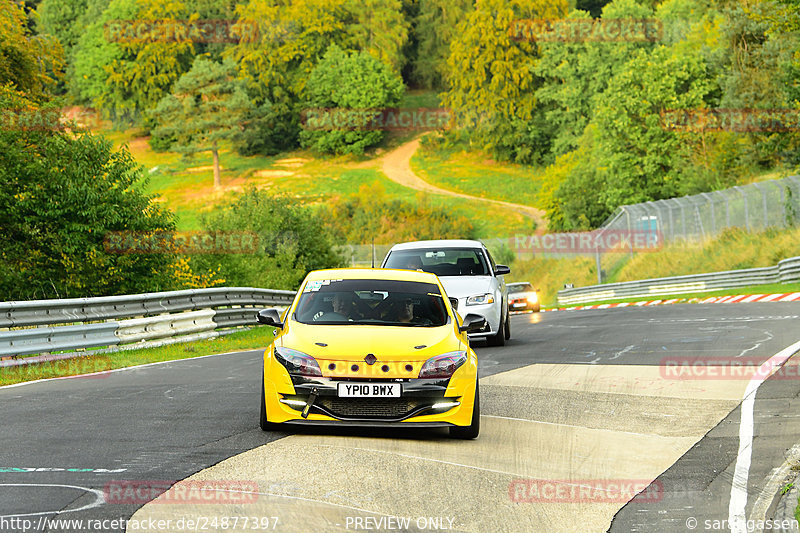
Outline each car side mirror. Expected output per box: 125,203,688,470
494,265,511,276
257,309,283,328
448,297,459,310
459,313,487,333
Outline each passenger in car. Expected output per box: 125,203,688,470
402,256,423,270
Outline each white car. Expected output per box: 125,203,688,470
381,240,511,346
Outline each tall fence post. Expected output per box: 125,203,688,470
735,186,749,230
752,182,769,228
772,180,786,227
700,192,715,235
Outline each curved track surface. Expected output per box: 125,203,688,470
2,303,800,532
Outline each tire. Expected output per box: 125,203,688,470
504,310,511,340
487,314,505,347
450,381,480,439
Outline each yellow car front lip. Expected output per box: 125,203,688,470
263,354,478,427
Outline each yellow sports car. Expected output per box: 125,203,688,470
257,268,485,438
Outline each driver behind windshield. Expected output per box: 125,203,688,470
331,292,361,320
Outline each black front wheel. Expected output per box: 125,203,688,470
449,382,480,439
487,315,506,346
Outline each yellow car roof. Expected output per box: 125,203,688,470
304,268,440,284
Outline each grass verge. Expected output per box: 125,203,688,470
0,327,274,387
410,140,545,208
508,226,800,306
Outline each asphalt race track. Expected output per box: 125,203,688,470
2,303,800,532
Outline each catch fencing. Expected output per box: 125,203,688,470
599,176,800,246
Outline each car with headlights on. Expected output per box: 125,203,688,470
507,282,540,313
381,240,510,346
257,268,484,438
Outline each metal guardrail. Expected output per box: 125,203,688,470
115,310,217,344
557,256,800,305
0,323,120,358
0,287,294,328
0,287,296,362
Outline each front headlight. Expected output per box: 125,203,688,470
466,293,494,306
418,351,467,379
527,292,538,303
274,346,322,377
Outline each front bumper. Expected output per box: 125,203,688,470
455,300,502,338
283,377,456,422
264,361,477,427
509,297,539,311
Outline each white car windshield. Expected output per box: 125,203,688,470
384,248,490,276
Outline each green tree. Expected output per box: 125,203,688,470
717,1,800,169
590,45,713,211
70,0,195,123
192,188,345,290
230,0,409,155
544,125,615,230
38,0,87,58
348,0,409,75
300,45,404,155
534,0,657,159
442,0,568,163
412,0,472,89
152,56,253,188
230,0,350,153
0,88,197,300
0,0,63,100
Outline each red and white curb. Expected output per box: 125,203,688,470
542,292,800,312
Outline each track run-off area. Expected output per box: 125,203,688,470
2,303,800,532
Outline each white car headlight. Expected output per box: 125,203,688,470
466,293,494,306
527,292,538,303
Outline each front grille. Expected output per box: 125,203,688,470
315,397,430,419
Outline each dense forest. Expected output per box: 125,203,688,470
2,0,800,297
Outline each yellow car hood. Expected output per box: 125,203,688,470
279,322,462,362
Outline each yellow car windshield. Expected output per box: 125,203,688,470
294,279,449,327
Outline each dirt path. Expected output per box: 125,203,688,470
380,137,548,228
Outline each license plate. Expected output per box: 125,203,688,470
337,383,401,398
513,302,527,308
